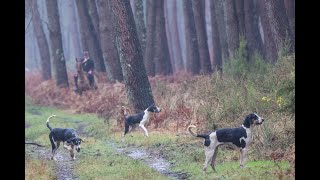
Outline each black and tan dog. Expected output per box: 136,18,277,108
46,115,83,160
188,113,264,173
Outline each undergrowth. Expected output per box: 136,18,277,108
25,52,295,168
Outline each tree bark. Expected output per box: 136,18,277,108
171,0,184,71
234,0,246,36
264,0,294,54
134,0,147,56
75,0,106,72
45,0,69,87
225,0,240,59
258,0,278,63
110,0,155,112
96,0,123,82
215,0,229,61
209,0,223,71
32,0,51,80
144,0,156,76
192,0,212,74
87,0,100,41
182,0,200,75
283,0,295,38
154,0,173,75
244,0,264,57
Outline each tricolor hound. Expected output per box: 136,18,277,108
188,113,264,173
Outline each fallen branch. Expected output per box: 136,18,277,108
25,142,46,147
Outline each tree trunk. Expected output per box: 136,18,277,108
215,0,229,61
234,0,245,36
258,0,278,63
209,0,223,71
45,0,69,87
96,0,123,82
244,0,264,58
75,0,106,72
67,0,82,58
263,0,294,54
32,0,51,80
192,0,212,74
171,0,184,71
225,0,240,59
182,0,200,75
283,0,295,39
87,0,100,41
134,0,147,56
144,0,156,76
154,0,173,75
164,0,175,72
110,0,155,112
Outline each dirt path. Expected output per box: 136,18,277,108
107,141,190,180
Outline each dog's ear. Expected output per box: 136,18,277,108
80,138,84,143
66,137,75,144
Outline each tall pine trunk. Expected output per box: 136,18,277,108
45,0,69,87
171,0,184,71
32,0,51,80
192,0,212,74
134,0,147,56
264,0,294,54
225,0,240,59
154,0,173,75
110,0,154,112
210,0,223,71
183,0,200,75
144,0,156,76
96,0,123,82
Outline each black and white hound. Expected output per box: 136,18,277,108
46,115,83,160
122,104,161,139
187,113,264,173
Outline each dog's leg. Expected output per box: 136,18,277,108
240,148,248,168
203,145,216,174
139,124,149,137
69,145,75,160
210,146,219,172
122,123,130,142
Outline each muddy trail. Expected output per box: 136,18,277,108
107,141,190,180
25,121,88,180
26,120,188,179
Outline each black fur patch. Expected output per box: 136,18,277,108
216,127,247,148
204,139,211,147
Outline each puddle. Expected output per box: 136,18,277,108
107,142,189,180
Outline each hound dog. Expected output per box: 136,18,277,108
122,104,161,140
46,115,83,160
187,113,264,173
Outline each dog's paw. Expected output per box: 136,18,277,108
240,165,245,168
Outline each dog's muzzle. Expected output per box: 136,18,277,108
76,146,81,152
255,118,264,125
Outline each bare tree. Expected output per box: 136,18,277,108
154,0,173,75
110,0,155,112
209,0,223,71
45,0,69,87
134,0,147,56
263,0,294,53
75,0,106,72
225,0,240,58
183,0,200,74
144,0,156,76
67,0,82,58
192,0,212,74
31,0,51,80
234,0,245,36
96,0,123,82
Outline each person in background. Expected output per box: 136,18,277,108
74,51,96,92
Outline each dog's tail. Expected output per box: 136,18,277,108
187,125,210,139
46,115,56,131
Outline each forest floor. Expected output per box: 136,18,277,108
25,98,294,180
